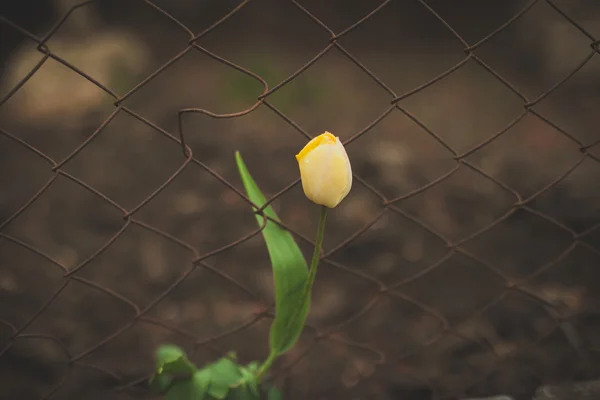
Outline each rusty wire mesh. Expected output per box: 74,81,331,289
2,0,600,399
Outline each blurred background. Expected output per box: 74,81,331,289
2,0,600,399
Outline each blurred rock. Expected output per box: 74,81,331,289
2,29,149,129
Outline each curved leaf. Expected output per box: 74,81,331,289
207,357,243,399
235,152,310,356
155,345,196,375
267,386,282,400
165,380,194,400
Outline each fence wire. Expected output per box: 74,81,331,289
2,0,600,399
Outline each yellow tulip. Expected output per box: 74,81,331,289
295,131,352,208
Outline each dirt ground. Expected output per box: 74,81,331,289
2,1,600,399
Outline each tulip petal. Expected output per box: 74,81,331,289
296,132,352,208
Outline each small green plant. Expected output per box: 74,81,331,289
151,133,352,399
149,346,280,400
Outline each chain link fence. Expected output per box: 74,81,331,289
2,0,600,399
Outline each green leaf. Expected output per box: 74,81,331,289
155,345,196,376
165,380,195,400
207,357,243,399
212,357,243,385
244,361,259,374
149,374,172,393
192,369,211,400
235,152,310,356
267,386,282,400
156,345,185,368
207,382,229,399
237,366,259,397
229,384,261,400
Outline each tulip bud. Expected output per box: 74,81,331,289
295,131,352,208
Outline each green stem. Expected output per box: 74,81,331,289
304,205,328,303
256,351,277,382
256,205,328,381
